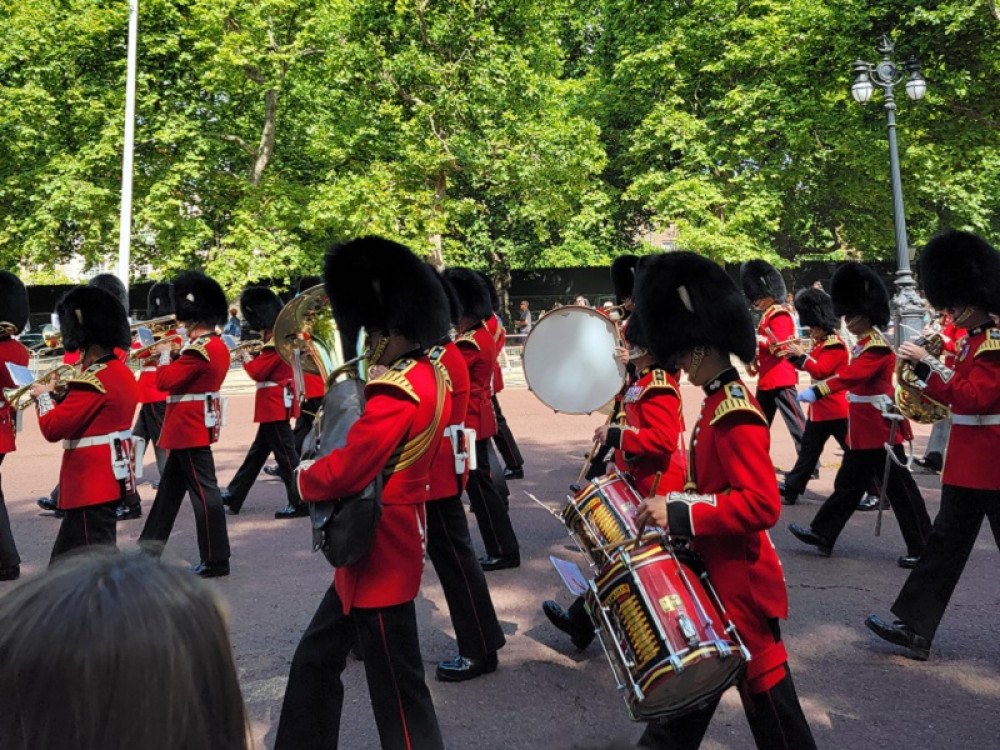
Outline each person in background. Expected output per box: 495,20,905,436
812,280,824,291
223,307,241,338
0,271,29,581
514,300,532,337
0,553,249,750
574,295,590,307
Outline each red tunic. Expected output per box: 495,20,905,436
756,305,798,390
428,342,471,500
485,314,506,393
455,323,497,440
131,332,175,405
297,355,450,612
612,367,687,495
0,338,29,454
156,334,230,450
815,329,912,449
243,344,301,423
39,358,139,509
303,372,326,400
665,372,789,685
923,325,1000,490
794,335,849,422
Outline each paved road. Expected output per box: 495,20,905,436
1,378,998,749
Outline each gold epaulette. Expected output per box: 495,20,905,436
710,382,767,426
67,365,107,394
262,336,276,351
860,330,891,354
181,336,211,361
426,346,454,391
975,329,1000,358
367,358,419,402
824,335,846,349
637,369,678,401
455,330,480,350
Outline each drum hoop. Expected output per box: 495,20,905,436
521,305,625,415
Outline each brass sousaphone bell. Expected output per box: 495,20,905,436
273,285,348,387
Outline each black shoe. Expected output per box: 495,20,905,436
274,504,309,519
857,494,880,511
191,560,230,578
0,565,20,582
263,465,279,477
37,496,64,517
542,600,594,649
503,467,524,480
220,489,241,515
435,652,499,682
778,482,799,505
788,523,833,556
912,456,942,475
865,615,930,660
151,480,159,490
116,505,142,522
479,554,520,571
897,555,920,569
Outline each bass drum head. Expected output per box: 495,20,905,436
522,306,626,414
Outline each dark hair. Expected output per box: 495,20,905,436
0,553,249,750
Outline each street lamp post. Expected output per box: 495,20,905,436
850,34,927,347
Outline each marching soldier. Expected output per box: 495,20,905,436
543,312,688,650
633,251,816,750
121,281,175,521
789,263,931,567
443,268,520,571
31,286,139,561
741,259,806,453
138,272,231,578
274,237,450,750
778,288,850,505
222,286,304,519
0,272,29,581
867,230,1000,660
426,270,506,682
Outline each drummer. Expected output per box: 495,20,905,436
542,312,687,650
632,252,816,750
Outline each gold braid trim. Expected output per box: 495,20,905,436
395,363,448,472
426,346,454,391
859,330,891,354
66,365,107,394
710,383,767,426
367,359,419,402
635,368,678,401
456,330,480,350
974,329,1000,358
182,336,212,361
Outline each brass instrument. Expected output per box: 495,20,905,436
273,285,346,384
130,315,177,336
228,339,265,361
0,321,19,337
769,336,813,357
894,331,949,424
129,333,184,361
4,364,75,411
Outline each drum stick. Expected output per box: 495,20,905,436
635,471,663,537
524,491,564,522
592,531,663,554
576,438,601,486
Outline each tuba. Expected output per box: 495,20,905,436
273,286,347,386
895,331,949,424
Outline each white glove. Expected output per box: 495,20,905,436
797,388,817,404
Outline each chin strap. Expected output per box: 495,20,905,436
687,345,706,383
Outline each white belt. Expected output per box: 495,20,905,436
140,366,157,373
167,391,221,404
847,393,893,407
256,381,280,389
64,429,132,450
443,423,465,439
951,413,1000,426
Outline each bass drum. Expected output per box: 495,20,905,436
522,306,626,415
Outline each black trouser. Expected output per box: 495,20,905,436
811,446,930,557
638,666,816,750
892,484,1000,641
293,397,323,455
426,493,505,659
122,401,169,510
0,455,19,568
274,586,443,750
491,395,523,471
139,446,230,563
756,386,806,453
487,441,509,502
50,499,119,563
783,418,848,497
226,420,301,511
466,439,519,559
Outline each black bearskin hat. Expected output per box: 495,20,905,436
434,269,463,328
443,267,493,323
830,263,890,328
633,252,756,364
173,271,228,328
794,288,839,332
476,271,501,313
240,287,282,332
0,271,29,335
611,254,639,305
919,230,1000,314
297,275,322,295
146,282,174,319
324,236,450,358
740,259,787,304
88,273,129,315
56,286,130,353
623,312,648,354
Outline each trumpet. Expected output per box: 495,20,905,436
0,321,19,337
769,336,813,356
130,315,177,336
37,324,62,351
4,364,76,411
129,333,184,361
228,339,265,361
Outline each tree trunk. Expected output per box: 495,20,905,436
427,170,448,268
250,88,279,186
989,0,1000,22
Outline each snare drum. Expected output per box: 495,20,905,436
563,472,644,562
586,542,746,721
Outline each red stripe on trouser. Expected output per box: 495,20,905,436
432,502,488,652
378,612,413,750
781,389,806,433
184,451,212,560
82,511,89,544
